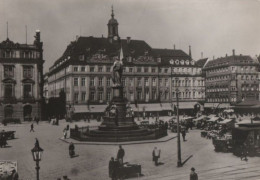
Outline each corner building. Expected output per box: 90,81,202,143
204,50,260,107
0,31,44,122
47,9,205,116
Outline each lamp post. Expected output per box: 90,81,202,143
31,139,44,180
169,59,182,167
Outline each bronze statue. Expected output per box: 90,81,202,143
112,58,123,86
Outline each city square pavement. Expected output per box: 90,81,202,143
1,118,260,180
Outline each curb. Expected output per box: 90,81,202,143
59,135,177,146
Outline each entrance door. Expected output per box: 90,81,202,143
23,105,32,121
4,105,13,118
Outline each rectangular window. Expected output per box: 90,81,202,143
90,66,95,72
164,69,168,73
144,67,148,73
4,84,13,98
23,66,33,78
152,68,156,73
122,78,126,86
73,67,78,72
159,79,163,86
98,66,103,72
130,92,134,101
152,90,156,100
159,68,162,73
137,78,142,86
82,92,86,101
74,78,78,86
90,77,95,86
107,78,111,86
90,92,95,100
129,78,133,86
74,92,79,102
23,84,32,98
98,92,103,101
98,77,103,86
152,78,156,86
4,65,14,78
106,67,110,72
129,68,133,73
81,67,85,72
165,78,169,86
145,78,149,86
137,67,142,73
107,92,111,101
137,91,142,99
81,78,86,86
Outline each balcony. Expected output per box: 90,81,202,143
22,96,35,103
0,96,17,104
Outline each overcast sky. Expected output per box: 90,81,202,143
0,0,260,72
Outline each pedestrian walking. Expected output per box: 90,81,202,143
117,145,125,165
69,142,75,158
190,167,198,180
109,157,116,180
63,128,67,139
30,123,35,132
181,129,186,141
152,147,161,166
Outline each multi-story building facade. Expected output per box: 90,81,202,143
46,9,205,115
0,31,44,122
204,50,259,106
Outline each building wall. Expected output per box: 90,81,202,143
47,64,205,105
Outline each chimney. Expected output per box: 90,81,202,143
127,37,131,44
189,45,192,58
213,56,215,60
232,49,235,56
76,35,79,41
226,54,228,57
201,52,203,59
174,44,176,50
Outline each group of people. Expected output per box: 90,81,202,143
108,145,125,180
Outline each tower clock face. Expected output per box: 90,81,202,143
113,36,118,40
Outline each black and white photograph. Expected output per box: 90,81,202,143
0,0,260,179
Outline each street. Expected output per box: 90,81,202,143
1,119,260,180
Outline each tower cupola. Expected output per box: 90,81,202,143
107,6,119,42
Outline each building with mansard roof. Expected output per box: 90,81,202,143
0,31,44,123
46,8,205,117
203,50,260,109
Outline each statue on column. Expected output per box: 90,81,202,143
112,47,123,86
112,58,123,86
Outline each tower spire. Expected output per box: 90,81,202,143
111,5,114,18
189,45,192,58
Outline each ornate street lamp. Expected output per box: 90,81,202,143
169,59,182,167
31,139,44,180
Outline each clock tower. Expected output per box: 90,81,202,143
107,6,120,43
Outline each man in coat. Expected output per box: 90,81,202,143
152,147,161,166
117,145,125,165
181,129,186,141
190,167,198,180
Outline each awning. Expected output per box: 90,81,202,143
204,103,230,108
74,105,107,113
218,119,233,124
223,109,234,113
193,115,206,121
171,102,201,110
136,104,163,112
161,103,172,111
182,116,194,121
208,116,222,122
132,104,163,112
